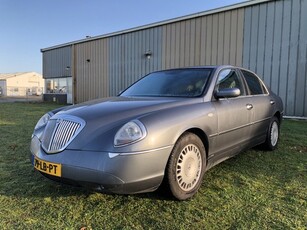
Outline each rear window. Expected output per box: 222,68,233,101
241,70,267,95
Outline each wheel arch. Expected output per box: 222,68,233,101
163,128,210,176
183,128,209,163
274,111,282,123
164,129,209,200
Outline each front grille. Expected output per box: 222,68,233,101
42,115,85,154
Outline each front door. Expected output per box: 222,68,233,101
212,69,253,159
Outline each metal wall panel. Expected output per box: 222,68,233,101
108,27,163,96
42,46,72,78
42,0,306,117
287,0,300,116
74,39,109,103
299,0,307,116
161,9,244,69
279,0,292,116
243,0,307,116
204,15,212,65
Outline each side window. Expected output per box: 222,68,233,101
241,70,267,95
216,69,245,96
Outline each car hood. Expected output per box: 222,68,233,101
50,96,203,151
55,96,199,123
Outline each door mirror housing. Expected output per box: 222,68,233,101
214,88,240,99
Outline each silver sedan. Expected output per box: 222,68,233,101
30,65,283,200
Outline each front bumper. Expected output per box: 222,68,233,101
30,135,172,194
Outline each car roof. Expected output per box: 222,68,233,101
154,65,237,71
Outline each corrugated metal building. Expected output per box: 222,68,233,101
41,0,307,117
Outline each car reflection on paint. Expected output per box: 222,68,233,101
30,65,283,200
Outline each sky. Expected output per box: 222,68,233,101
1,0,248,74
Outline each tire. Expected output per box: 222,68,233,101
264,116,280,151
166,132,206,200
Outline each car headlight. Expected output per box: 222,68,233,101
34,112,53,130
114,120,147,147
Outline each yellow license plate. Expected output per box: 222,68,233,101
34,157,62,177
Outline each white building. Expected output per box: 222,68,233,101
0,72,44,97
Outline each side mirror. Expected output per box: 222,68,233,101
214,88,240,99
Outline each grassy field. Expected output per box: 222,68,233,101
0,102,306,229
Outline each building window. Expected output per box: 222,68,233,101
46,77,72,94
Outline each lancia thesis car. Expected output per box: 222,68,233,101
30,66,283,200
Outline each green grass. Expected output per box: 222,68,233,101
0,102,306,229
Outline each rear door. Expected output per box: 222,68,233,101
240,69,274,143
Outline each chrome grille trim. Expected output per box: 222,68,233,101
42,115,85,154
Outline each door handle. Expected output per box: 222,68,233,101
246,104,253,110
270,100,275,105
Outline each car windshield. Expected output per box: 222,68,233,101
121,68,213,97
